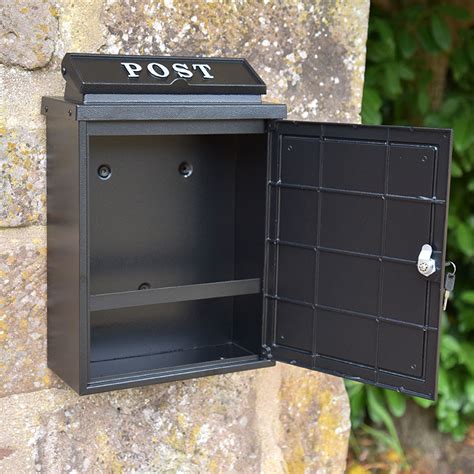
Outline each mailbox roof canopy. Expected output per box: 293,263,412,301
62,53,266,102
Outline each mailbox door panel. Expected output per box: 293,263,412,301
264,120,452,400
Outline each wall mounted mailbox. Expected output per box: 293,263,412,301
43,53,452,397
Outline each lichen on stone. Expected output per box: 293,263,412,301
0,127,46,227
0,0,59,70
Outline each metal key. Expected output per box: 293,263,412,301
443,261,456,311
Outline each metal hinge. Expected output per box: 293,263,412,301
261,344,273,360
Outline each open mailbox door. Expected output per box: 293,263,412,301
264,120,452,400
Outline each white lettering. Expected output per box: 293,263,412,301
121,62,142,78
172,63,193,78
147,62,170,78
121,61,215,81
192,64,214,79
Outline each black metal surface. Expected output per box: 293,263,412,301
91,341,255,379
42,97,287,122
87,356,274,394
62,53,266,102
90,278,262,311
86,120,266,137
82,94,263,104
265,121,451,400
46,103,84,393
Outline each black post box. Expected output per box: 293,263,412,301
43,53,452,398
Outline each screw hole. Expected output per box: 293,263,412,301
97,164,111,180
178,162,193,178
138,282,151,290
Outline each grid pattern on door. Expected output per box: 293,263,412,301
264,121,451,399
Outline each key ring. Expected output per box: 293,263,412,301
445,261,456,275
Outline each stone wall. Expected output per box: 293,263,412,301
0,1,369,472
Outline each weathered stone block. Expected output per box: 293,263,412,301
56,0,106,58
1,66,63,130
279,365,351,473
0,0,59,69
0,367,349,473
0,227,61,396
0,128,46,227
102,0,369,123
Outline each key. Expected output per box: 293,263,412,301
443,262,456,311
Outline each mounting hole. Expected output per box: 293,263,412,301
97,164,112,180
138,282,151,290
178,162,193,178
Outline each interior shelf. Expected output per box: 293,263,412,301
90,278,262,311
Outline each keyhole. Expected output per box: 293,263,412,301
179,162,193,178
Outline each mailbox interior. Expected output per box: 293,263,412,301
88,131,269,384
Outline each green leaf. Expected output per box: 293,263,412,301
372,18,396,53
360,424,404,456
424,113,449,128
362,108,382,125
441,334,461,368
451,160,463,177
468,145,474,166
417,89,430,115
438,367,450,396
459,309,474,332
468,36,474,63
453,113,472,153
361,87,383,125
456,223,474,257
419,25,440,53
451,420,470,441
413,396,435,408
435,4,470,20
368,18,396,62
448,214,460,228
366,387,402,453
441,334,461,354
403,4,424,22
399,63,415,80
383,63,402,98
368,41,394,63
441,97,462,117
461,291,474,304
398,29,417,58
384,390,407,417
366,387,385,424
347,382,367,428
459,342,474,375
451,48,469,81
363,87,382,110
431,15,452,51
465,379,474,403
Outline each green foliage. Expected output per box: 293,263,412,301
350,1,474,442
